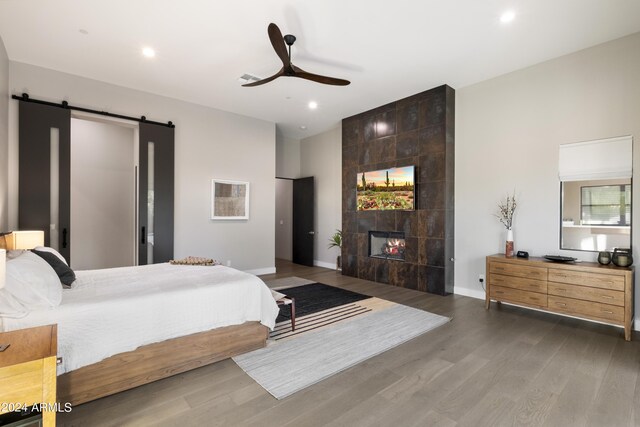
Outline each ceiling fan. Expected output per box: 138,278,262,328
243,23,350,87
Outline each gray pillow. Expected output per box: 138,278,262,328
31,249,76,287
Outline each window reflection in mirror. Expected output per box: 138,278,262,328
560,178,631,251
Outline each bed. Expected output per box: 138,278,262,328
0,250,279,405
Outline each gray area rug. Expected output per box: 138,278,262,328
233,303,450,399
265,276,315,289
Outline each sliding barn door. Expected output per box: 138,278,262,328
18,101,71,261
138,122,175,264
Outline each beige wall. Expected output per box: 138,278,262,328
276,130,300,179
0,36,8,230
275,131,299,262
455,31,640,327
8,62,276,274
300,127,342,268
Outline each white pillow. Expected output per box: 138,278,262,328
5,251,62,310
33,246,68,266
0,289,28,318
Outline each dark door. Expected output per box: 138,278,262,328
292,176,314,266
18,101,71,261
138,122,175,265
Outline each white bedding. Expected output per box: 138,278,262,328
0,263,279,374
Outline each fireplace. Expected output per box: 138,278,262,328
368,231,406,261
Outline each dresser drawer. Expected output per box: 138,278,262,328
490,285,547,309
548,295,624,323
490,273,547,293
0,325,56,368
490,262,547,281
548,269,624,291
548,282,624,307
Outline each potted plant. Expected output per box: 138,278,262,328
328,230,342,271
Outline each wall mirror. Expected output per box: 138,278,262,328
559,136,632,252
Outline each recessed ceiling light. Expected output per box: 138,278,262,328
142,47,156,58
79,29,88,35
500,10,515,23
300,125,307,130
308,101,318,110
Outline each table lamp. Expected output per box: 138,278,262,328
4,230,45,250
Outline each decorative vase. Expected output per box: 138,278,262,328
505,228,514,258
597,251,611,265
336,255,342,271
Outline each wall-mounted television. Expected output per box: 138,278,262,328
357,165,415,211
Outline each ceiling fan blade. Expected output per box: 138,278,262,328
293,67,351,86
242,68,285,87
268,23,290,67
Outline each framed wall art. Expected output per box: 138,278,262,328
210,179,250,220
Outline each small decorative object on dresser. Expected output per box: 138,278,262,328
495,192,517,258
598,251,612,265
612,248,633,267
486,254,634,340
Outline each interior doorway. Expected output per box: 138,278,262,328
275,176,315,267
70,117,137,270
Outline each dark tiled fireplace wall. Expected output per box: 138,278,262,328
341,85,455,295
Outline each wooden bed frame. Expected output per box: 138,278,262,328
57,321,268,406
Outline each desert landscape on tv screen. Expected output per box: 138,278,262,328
357,166,415,211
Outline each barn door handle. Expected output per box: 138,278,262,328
308,231,315,235
62,228,68,248
141,226,146,244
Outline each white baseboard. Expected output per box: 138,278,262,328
453,286,485,300
245,267,276,275
314,260,337,270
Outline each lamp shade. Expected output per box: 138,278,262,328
5,230,45,250
0,249,5,289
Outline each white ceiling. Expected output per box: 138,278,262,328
1,0,639,140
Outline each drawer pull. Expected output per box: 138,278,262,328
556,288,567,292
601,295,614,299
494,267,504,271
555,302,567,307
495,291,504,294
602,310,614,314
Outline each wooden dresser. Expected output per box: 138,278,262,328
486,255,634,340
0,325,57,426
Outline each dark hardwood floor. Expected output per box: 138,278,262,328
59,259,640,426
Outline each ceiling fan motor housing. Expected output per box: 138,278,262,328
283,34,296,46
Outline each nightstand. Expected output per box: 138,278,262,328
0,325,57,427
